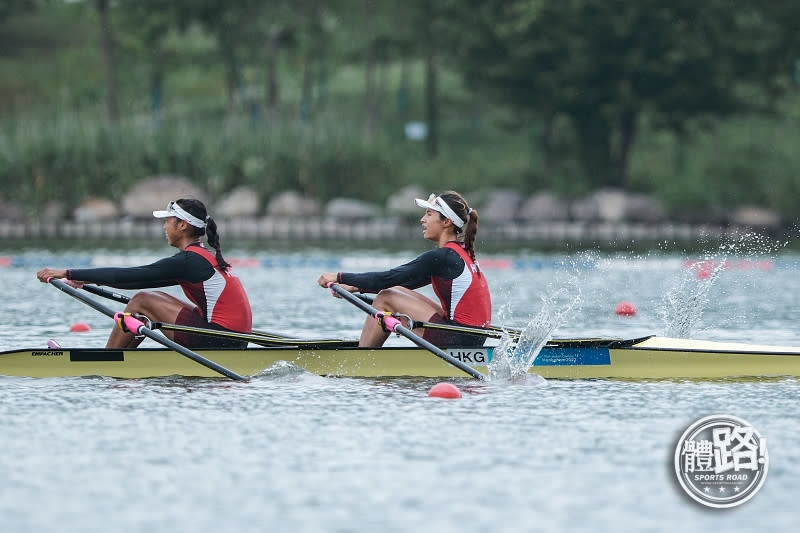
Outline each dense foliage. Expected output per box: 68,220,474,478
1,0,799,216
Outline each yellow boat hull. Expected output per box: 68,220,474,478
4,336,800,379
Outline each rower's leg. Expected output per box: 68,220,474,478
106,291,190,349
360,287,443,347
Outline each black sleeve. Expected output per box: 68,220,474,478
339,247,465,293
68,252,215,289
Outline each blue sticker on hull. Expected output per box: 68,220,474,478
450,346,611,367
533,346,611,366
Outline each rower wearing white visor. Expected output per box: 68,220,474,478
36,199,252,349
318,190,492,348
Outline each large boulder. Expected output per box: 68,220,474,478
41,201,66,222
73,197,118,222
121,175,208,218
324,197,381,219
477,189,525,222
519,191,570,221
571,188,627,222
624,193,667,223
266,190,321,217
386,184,427,216
570,188,666,222
0,196,24,221
730,206,782,229
215,185,261,218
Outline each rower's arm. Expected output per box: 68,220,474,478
68,253,214,289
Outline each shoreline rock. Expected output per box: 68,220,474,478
0,217,782,248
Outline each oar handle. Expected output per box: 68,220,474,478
328,283,486,380
378,313,403,331
114,312,148,335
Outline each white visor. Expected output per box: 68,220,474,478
414,194,466,228
153,201,206,228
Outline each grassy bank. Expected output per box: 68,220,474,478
3,4,800,218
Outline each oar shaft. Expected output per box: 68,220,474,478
51,280,118,319
49,278,247,381
152,321,357,348
330,283,485,380
83,284,130,304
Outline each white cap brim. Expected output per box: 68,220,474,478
414,198,438,211
152,203,207,228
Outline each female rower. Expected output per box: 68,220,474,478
36,199,252,349
317,190,491,348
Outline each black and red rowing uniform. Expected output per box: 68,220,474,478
337,241,492,347
67,243,252,348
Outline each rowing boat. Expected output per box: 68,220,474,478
4,335,800,379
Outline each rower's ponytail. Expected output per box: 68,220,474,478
176,198,231,271
439,191,479,261
462,208,479,261
205,216,231,270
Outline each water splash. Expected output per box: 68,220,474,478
660,258,725,338
489,268,583,382
660,231,788,338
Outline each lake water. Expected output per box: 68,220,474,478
1,243,798,532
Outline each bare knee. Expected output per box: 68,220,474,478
123,291,180,321
125,291,164,311
373,287,403,309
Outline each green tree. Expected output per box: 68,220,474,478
115,0,183,125
94,0,118,123
448,0,800,189
179,0,264,116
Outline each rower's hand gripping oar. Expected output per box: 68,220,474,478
48,278,247,381
327,283,486,381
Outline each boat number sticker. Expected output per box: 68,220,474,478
674,414,768,508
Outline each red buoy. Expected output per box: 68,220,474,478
70,322,91,332
614,302,637,317
428,382,462,398
696,268,712,280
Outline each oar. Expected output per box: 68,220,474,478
328,283,486,381
49,278,247,381
82,284,348,345
82,283,130,304
354,292,524,339
402,318,514,339
150,321,358,348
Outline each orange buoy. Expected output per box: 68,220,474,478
428,382,462,398
70,322,91,332
614,302,637,317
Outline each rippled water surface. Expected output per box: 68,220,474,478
2,245,799,532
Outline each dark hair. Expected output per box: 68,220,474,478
175,198,231,270
437,191,479,260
